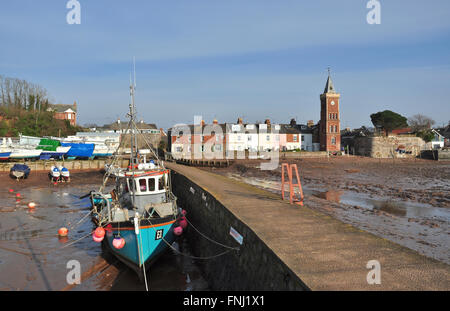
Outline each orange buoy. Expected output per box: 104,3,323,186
94,227,105,239
58,227,69,237
28,202,36,209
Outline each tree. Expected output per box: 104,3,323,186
370,110,408,136
416,130,435,143
408,114,435,132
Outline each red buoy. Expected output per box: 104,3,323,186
112,237,125,249
16,193,21,198
173,226,183,236
179,217,188,229
92,233,104,242
8,189,14,193
94,227,105,238
58,227,69,237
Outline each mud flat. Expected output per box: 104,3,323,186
0,171,208,291
200,157,450,265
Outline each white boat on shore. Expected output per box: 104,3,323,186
10,148,42,159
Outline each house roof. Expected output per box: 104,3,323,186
47,103,77,113
391,128,414,135
101,120,157,131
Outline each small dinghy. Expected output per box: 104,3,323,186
10,164,31,180
49,166,61,182
58,166,70,182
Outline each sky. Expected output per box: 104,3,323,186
1,0,449,130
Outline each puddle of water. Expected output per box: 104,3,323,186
307,188,450,221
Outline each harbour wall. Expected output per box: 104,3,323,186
171,171,308,291
0,159,129,172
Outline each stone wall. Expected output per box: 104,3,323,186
171,171,308,291
0,159,129,172
354,136,427,158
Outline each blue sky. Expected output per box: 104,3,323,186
1,0,449,130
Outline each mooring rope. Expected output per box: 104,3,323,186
183,216,240,251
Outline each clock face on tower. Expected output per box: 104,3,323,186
331,101,335,106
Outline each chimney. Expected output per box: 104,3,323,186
307,120,314,128
290,118,296,126
265,119,270,125
201,120,205,126
237,117,243,124
213,119,218,125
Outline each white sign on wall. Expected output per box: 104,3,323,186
229,226,243,245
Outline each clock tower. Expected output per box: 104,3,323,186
319,70,341,152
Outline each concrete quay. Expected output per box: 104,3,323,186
166,162,450,290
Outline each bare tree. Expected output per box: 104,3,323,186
408,114,435,132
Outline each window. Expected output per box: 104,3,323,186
139,179,147,192
158,177,164,191
301,135,305,142
293,135,297,142
331,137,336,145
266,135,270,141
148,178,155,191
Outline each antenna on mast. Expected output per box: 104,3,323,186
133,56,136,88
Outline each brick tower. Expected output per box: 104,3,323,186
319,70,341,152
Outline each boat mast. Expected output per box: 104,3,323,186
129,58,138,209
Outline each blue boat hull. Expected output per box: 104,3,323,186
39,152,67,160
103,219,177,277
0,152,11,160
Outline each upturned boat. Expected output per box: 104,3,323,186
88,67,181,284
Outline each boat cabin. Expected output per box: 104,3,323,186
117,169,172,215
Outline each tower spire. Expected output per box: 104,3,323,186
324,67,336,94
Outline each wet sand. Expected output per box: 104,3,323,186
0,170,208,291
200,157,450,265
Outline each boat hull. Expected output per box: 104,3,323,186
0,152,11,160
102,218,177,278
10,149,42,159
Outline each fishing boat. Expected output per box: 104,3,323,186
88,66,182,283
10,164,31,180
